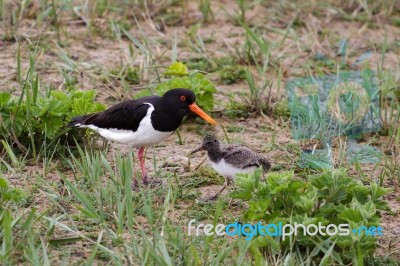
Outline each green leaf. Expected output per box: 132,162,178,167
153,74,216,111
370,182,391,200
338,208,363,223
60,174,101,221
36,98,51,117
50,90,68,100
71,94,105,117
251,235,280,253
295,187,318,212
0,92,11,108
1,210,13,258
164,61,189,77
48,99,69,116
0,176,8,188
42,117,64,139
137,62,216,111
235,168,386,262
48,236,82,246
8,188,27,203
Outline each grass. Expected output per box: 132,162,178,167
1,0,400,264
2,147,250,265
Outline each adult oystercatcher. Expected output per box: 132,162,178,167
69,88,217,185
191,135,271,200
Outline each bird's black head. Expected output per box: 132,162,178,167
191,135,220,154
162,88,196,112
161,89,217,126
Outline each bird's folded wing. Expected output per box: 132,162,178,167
223,146,263,169
70,98,157,131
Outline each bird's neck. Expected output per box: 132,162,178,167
207,146,223,162
151,108,185,132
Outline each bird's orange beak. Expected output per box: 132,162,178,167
189,103,218,126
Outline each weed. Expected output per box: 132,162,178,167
232,169,391,264
0,176,27,207
273,100,291,118
137,62,216,111
199,0,214,22
185,57,214,72
219,65,246,84
0,86,105,158
110,65,140,85
223,99,250,119
185,56,237,73
0,176,33,264
226,125,245,133
235,0,249,23
186,166,224,188
238,69,272,113
235,22,272,69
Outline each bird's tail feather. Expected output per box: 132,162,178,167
67,113,98,127
260,158,271,171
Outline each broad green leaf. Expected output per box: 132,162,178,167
42,117,64,139
0,92,11,108
164,61,189,77
338,208,363,223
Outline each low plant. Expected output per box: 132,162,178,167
219,65,246,84
51,145,251,264
109,65,140,85
0,176,30,264
185,56,237,73
232,169,391,264
199,0,214,22
0,176,27,208
0,89,105,158
238,69,271,113
235,22,271,69
138,62,216,111
185,57,214,72
273,100,290,118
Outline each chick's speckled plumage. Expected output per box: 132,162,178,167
192,135,271,179
191,135,271,201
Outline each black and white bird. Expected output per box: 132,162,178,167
191,135,271,200
68,88,217,185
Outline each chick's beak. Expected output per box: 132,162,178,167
191,144,205,154
189,103,218,126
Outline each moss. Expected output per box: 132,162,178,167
393,86,400,101
185,56,238,73
219,65,246,84
125,67,140,84
110,66,140,85
227,125,245,133
185,58,213,72
274,100,291,118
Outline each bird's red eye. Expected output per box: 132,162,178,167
180,95,186,101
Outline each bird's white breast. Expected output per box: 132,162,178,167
210,159,255,179
80,104,173,147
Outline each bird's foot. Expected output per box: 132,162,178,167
200,193,220,202
199,185,227,202
142,176,164,187
131,178,140,190
131,175,164,190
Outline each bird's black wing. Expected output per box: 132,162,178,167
68,96,161,131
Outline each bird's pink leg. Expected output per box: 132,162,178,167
138,146,148,184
